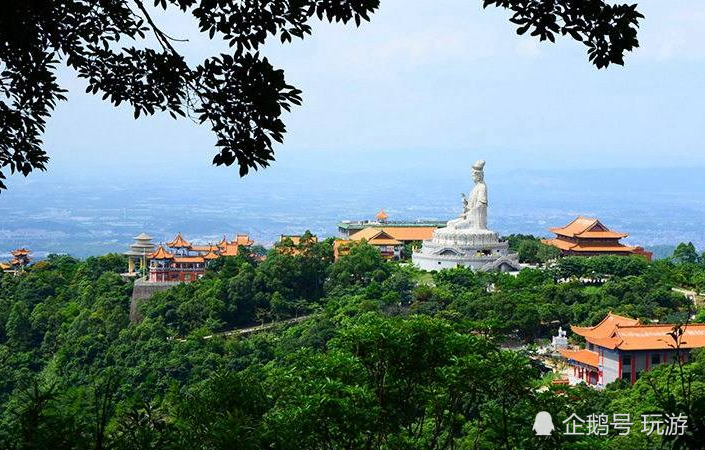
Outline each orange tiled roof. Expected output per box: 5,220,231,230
549,216,628,239
190,245,214,253
10,248,31,256
167,233,191,248
0,262,11,270
376,209,388,221
149,245,174,259
203,249,220,260
571,312,640,340
350,228,402,245
174,256,205,264
603,324,705,351
217,236,228,248
234,234,253,246
559,349,599,367
10,258,21,265
571,313,705,351
383,226,437,241
542,238,635,253
220,243,241,257
351,227,387,241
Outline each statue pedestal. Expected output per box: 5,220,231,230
413,223,519,272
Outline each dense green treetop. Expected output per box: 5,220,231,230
1,242,704,449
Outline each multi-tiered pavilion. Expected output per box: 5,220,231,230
123,233,156,277
542,216,652,260
1,248,32,274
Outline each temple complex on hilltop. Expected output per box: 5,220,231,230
542,216,652,260
1,248,32,274
560,312,705,387
122,233,254,283
334,226,438,261
147,233,254,282
337,209,445,239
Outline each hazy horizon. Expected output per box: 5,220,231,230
1,0,704,258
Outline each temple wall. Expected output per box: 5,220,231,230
601,348,620,385
130,277,180,322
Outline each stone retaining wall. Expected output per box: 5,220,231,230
129,277,180,322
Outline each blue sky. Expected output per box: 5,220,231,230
9,0,705,186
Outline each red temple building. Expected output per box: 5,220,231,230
560,313,705,386
542,216,652,260
147,233,253,282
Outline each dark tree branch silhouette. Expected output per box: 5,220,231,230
0,0,643,191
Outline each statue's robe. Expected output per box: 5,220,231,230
468,182,487,230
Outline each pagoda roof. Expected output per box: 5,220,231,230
203,248,220,260
149,245,174,259
571,312,640,340
376,209,388,221
0,262,11,270
569,313,705,351
541,238,635,253
217,236,228,247
559,349,599,368
10,248,31,256
133,232,153,241
549,216,628,239
167,233,191,248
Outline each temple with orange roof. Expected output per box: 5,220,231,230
542,216,652,260
333,225,437,261
559,312,705,386
337,210,444,239
128,233,254,283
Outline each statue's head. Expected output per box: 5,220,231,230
472,160,485,183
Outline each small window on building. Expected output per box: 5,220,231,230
622,355,632,366
651,354,661,366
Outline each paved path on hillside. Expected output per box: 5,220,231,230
673,288,704,307
172,315,313,342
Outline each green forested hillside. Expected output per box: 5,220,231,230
1,240,704,449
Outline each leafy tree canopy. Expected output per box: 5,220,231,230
1,0,642,190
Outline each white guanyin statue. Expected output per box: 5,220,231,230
447,159,487,230
412,159,520,272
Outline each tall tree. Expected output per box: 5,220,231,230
672,242,700,265
0,0,643,190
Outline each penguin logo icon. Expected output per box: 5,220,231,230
533,411,555,436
